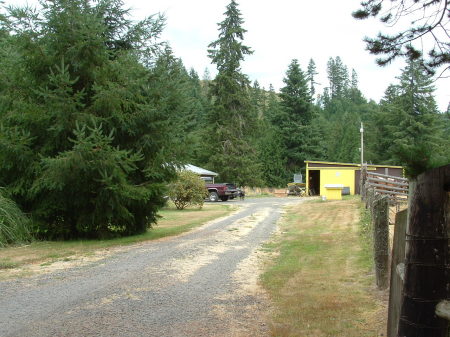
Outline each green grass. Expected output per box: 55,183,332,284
358,204,375,272
261,198,384,337
0,203,235,274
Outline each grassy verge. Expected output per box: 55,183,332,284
261,197,385,337
0,203,235,272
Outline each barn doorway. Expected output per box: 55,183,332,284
308,170,320,196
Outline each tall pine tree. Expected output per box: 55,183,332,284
307,58,319,101
392,59,448,176
206,0,262,186
276,59,314,174
0,0,180,238
367,59,449,176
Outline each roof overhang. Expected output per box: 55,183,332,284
183,164,218,177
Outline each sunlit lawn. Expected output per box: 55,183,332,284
261,197,386,337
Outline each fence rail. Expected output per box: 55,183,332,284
365,171,408,203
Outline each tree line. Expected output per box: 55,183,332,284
0,0,448,240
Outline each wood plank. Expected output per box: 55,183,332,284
368,177,409,187
387,209,408,337
373,195,389,289
368,182,409,193
367,171,408,181
374,189,408,197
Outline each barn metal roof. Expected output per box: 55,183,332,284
305,160,403,169
184,164,218,177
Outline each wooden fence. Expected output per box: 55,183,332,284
366,171,409,203
361,164,450,337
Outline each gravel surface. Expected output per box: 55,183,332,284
0,197,303,337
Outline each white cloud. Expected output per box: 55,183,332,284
4,0,449,110
126,0,448,111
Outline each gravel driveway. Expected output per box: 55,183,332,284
0,197,303,337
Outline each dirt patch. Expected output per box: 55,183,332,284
212,247,272,337
163,208,271,283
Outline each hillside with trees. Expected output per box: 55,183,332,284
0,0,448,240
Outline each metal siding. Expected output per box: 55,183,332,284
308,162,358,168
320,169,355,196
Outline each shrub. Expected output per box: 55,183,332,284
30,123,166,239
0,188,32,247
168,171,208,210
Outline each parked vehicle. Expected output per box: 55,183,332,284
205,183,238,202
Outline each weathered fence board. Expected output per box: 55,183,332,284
365,172,409,204
369,182,409,192
373,195,389,290
387,209,408,337
368,177,409,187
368,171,409,181
374,189,408,197
397,164,450,337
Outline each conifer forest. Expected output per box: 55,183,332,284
0,0,449,239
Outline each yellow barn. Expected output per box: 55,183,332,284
305,161,404,200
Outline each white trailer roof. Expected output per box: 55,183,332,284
184,164,218,177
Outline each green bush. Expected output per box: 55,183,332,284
168,171,208,210
0,188,32,247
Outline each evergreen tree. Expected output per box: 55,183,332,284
255,85,287,186
0,0,179,238
256,121,286,187
320,58,371,163
368,59,449,176
348,69,365,104
201,68,212,98
307,58,319,100
250,80,265,119
367,84,405,164
265,84,283,124
280,59,313,124
277,59,314,173
327,56,349,99
206,0,262,186
392,59,449,176
353,0,449,76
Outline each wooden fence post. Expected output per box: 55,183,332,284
373,194,389,290
387,209,408,337
366,186,375,210
361,164,367,201
397,164,450,337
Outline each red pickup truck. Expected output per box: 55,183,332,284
205,183,238,202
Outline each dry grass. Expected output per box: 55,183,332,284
261,197,387,337
0,203,235,278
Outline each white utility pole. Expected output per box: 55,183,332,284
360,122,364,166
